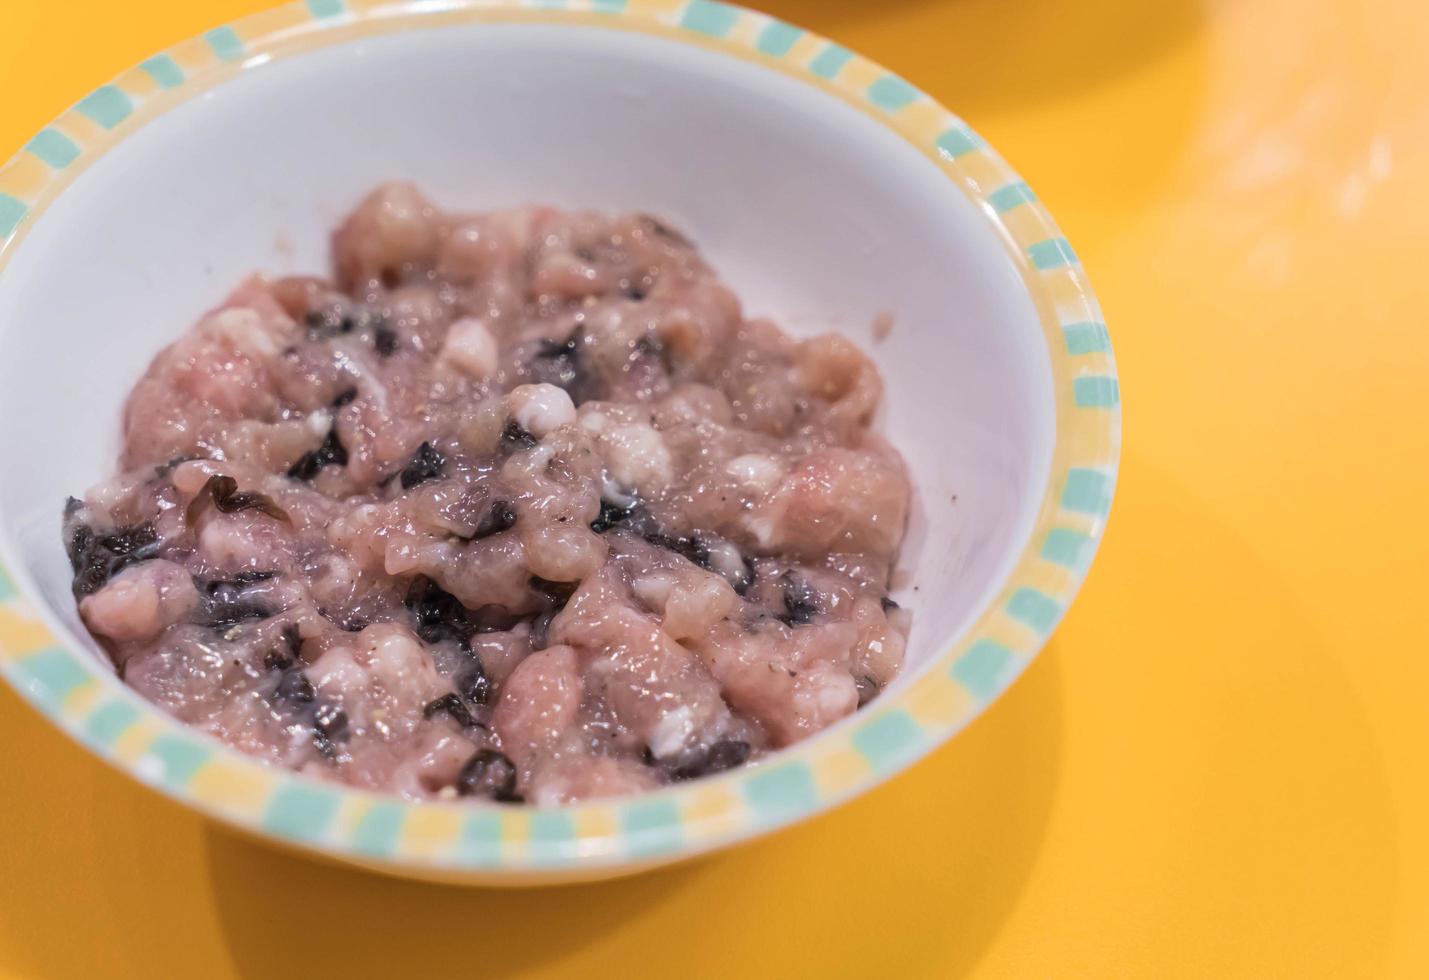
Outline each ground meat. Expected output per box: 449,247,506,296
63,183,912,804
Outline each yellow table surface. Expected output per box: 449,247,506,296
2,0,1426,976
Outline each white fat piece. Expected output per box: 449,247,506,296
440,316,500,380
507,383,577,437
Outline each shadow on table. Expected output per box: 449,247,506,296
753,0,1206,114
750,0,1212,232
203,648,1065,979
1042,452,1401,974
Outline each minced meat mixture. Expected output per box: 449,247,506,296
63,184,911,805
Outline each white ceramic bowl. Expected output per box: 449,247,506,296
0,0,1118,884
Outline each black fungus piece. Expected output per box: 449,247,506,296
316,606,368,633
67,523,145,572
589,500,662,539
670,739,752,782
528,613,556,652
405,576,475,648
374,326,398,357
303,305,357,339
314,702,349,740
631,333,669,369
530,330,593,402
527,576,578,651
593,504,733,583
529,576,577,611
728,555,757,597
499,419,539,454
153,455,199,479
64,496,84,518
305,301,392,347
696,547,757,597
311,734,339,760
779,574,819,627
645,531,713,572
472,604,524,634
855,674,881,708
64,525,92,571
423,692,480,728
287,428,348,481
533,334,580,383
470,499,518,540
264,624,303,670
64,524,92,571
185,474,290,527
331,387,358,408
455,749,521,802
404,577,520,653
66,520,162,598
197,576,277,631
705,739,752,773
589,499,635,534
199,599,274,632
456,661,493,707
670,534,712,570
312,702,350,760
273,667,316,706
880,596,899,613
304,308,338,336
639,214,692,247
399,441,446,490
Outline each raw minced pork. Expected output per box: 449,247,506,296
63,184,911,805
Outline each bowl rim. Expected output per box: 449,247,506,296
0,0,1121,880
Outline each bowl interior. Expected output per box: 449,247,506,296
0,23,1053,697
